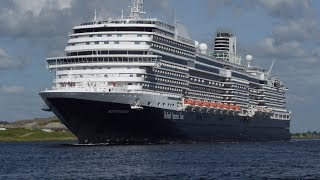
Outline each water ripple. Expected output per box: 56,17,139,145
0,140,319,179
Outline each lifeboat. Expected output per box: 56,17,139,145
222,103,230,109
210,102,217,108
195,100,203,106
216,103,223,108
235,105,241,111
184,99,195,105
203,101,211,107
229,104,236,110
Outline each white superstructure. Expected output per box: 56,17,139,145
44,0,291,121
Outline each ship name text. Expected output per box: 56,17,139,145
164,111,184,120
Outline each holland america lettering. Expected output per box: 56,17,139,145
164,111,184,120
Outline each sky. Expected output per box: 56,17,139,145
0,0,319,132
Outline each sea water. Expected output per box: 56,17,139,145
0,140,319,179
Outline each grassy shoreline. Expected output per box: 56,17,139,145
1,128,320,142
291,136,320,139
0,128,77,142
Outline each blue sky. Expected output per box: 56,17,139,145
0,0,319,132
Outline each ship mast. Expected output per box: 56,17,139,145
129,0,145,19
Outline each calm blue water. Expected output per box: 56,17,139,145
0,140,319,179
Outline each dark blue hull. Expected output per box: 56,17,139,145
47,98,291,144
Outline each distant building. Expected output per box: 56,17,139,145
24,122,39,130
41,129,53,133
43,122,67,132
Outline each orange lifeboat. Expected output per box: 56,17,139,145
195,100,203,106
235,105,241,111
203,101,211,107
210,102,217,108
216,103,223,108
229,104,236,110
222,103,229,109
184,99,195,105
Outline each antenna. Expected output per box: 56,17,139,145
173,9,178,39
121,9,124,20
268,59,275,74
94,8,97,23
129,0,145,19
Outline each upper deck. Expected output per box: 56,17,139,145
73,19,175,34
78,19,175,31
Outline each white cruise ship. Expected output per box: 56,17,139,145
40,0,291,144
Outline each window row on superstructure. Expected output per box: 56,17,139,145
141,83,183,94
70,33,152,39
263,92,285,100
265,102,286,109
144,75,189,87
196,56,245,73
150,68,189,80
155,53,190,67
189,84,225,95
195,64,219,74
152,43,194,59
68,41,151,47
67,51,149,56
233,72,266,85
189,77,224,88
47,56,160,66
74,27,155,34
189,70,220,82
73,26,175,43
186,91,223,102
263,88,285,95
78,19,175,31
153,35,195,52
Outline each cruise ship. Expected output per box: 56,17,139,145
40,0,291,144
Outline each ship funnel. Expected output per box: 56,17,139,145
212,29,241,65
214,30,236,55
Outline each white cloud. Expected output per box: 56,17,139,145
258,38,305,58
258,0,300,9
0,48,8,57
12,0,72,16
0,48,24,70
272,19,319,42
176,22,191,39
312,48,320,57
257,0,313,19
0,85,24,94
